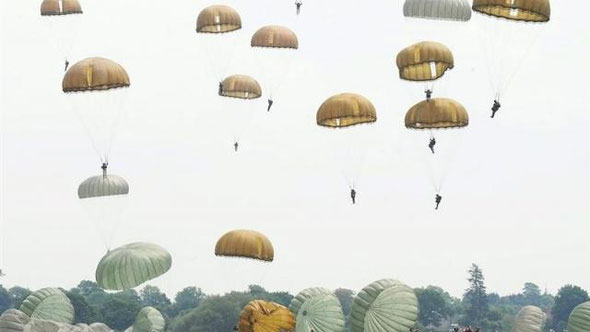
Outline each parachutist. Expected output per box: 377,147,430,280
428,137,436,154
64,59,69,72
0,269,5,277
491,100,501,118
101,162,108,177
435,194,442,210
267,99,274,112
425,89,432,100
295,1,302,15
234,141,239,152
219,81,223,96
350,188,356,204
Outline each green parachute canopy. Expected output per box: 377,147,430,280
568,301,590,332
95,242,172,290
289,288,345,332
513,306,545,332
19,288,74,324
350,279,419,332
126,306,165,332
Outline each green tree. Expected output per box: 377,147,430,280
8,286,30,308
99,290,142,330
415,286,451,328
171,293,251,332
550,284,589,330
523,283,542,306
461,263,489,326
0,285,13,313
169,287,205,317
140,285,171,312
66,290,102,324
71,281,107,308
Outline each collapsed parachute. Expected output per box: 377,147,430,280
350,279,419,332
568,301,590,332
19,288,74,324
0,309,112,332
125,307,165,332
95,242,172,290
238,300,295,332
512,306,546,332
289,288,345,332
215,229,274,262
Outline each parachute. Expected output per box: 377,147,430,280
0,309,112,332
567,301,590,332
218,74,263,145
95,242,172,290
316,93,377,195
350,279,419,332
512,306,546,332
250,25,299,111
41,0,82,16
78,166,129,199
405,98,469,129
403,0,472,21
396,41,454,82
196,5,242,82
289,288,345,332
215,229,274,262
471,0,550,110
125,307,165,332
238,300,295,332
19,288,74,324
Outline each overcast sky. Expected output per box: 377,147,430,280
1,0,589,299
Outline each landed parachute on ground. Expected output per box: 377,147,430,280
350,279,419,332
567,301,590,332
0,309,112,332
215,229,274,262
403,0,471,21
289,288,345,332
512,306,546,332
238,300,295,332
95,242,172,290
19,288,74,324
125,307,165,332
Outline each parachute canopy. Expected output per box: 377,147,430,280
568,301,590,332
196,5,241,33
95,242,172,290
472,0,550,22
78,169,129,199
513,306,545,332
0,309,30,332
405,98,468,129
19,288,74,324
251,26,299,49
396,41,454,81
238,300,295,332
62,57,130,92
40,0,82,16
221,75,262,99
350,279,419,332
128,307,165,332
403,0,471,21
289,288,345,332
215,229,274,262
316,93,377,128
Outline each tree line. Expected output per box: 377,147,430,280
0,264,587,331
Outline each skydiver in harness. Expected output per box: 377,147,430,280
491,99,501,118
435,194,442,210
219,81,224,96
425,89,432,100
234,141,239,152
429,137,436,154
350,188,356,205
101,162,108,177
295,1,302,15
64,59,69,72
267,98,274,112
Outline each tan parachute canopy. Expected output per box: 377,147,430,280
396,41,454,81
62,57,130,92
316,93,377,128
472,0,550,22
251,26,299,49
196,5,242,33
238,300,295,332
405,98,468,129
40,0,82,16
215,230,274,262
221,75,262,99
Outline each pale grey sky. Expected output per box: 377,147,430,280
1,0,589,299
